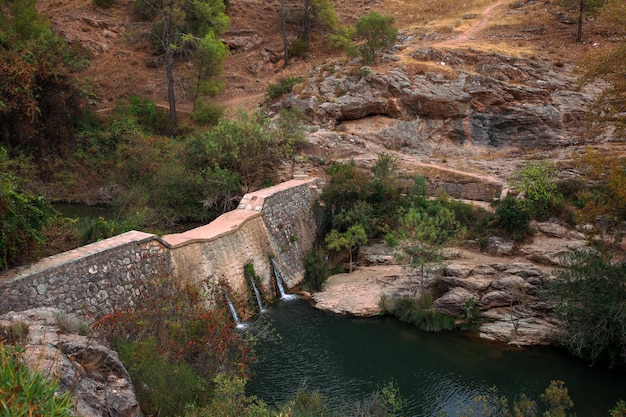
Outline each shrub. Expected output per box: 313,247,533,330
289,37,308,58
183,374,274,417
93,0,114,8
304,246,332,291
543,250,626,367
0,345,74,417
265,76,303,101
508,161,561,219
390,295,455,332
192,99,225,126
115,338,210,417
354,12,398,64
95,274,254,415
0,321,30,344
0,160,54,270
492,196,533,241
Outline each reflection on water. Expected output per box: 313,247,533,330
247,299,625,417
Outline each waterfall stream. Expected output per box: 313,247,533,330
223,290,246,328
250,278,266,313
271,259,297,301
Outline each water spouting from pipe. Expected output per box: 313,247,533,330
223,289,247,329
271,259,297,301
250,278,266,313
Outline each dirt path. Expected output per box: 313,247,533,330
435,0,510,47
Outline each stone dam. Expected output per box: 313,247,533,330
0,178,322,320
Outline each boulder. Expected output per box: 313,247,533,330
433,287,478,317
479,308,562,346
0,308,141,417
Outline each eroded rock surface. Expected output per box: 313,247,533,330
313,242,562,346
0,308,141,417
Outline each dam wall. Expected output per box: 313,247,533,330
0,178,321,319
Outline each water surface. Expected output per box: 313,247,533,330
247,299,625,416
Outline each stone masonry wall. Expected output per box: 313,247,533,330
0,231,170,318
0,179,319,317
0,178,321,320
164,178,321,318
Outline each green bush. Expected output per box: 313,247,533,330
509,161,561,220
115,338,210,417
304,246,333,291
0,345,74,417
0,158,54,270
390,295,456,332
183,374,274,417
192,99,225,126
93,0,115,8
289,38,308,58
492,196,533,241
354,12,398,64
265,76,303,101
543,250,626,367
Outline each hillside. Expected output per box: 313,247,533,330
36,0,607,114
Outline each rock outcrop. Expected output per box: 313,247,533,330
313,242,562,346
0,308,141,417
274,49,590,151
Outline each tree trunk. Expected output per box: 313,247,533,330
165,39,177,127
281,0,289,67
302,0,310,44
577,0,585,43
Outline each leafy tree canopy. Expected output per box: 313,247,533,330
544,250,626,368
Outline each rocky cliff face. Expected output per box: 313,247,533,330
276,49,590,150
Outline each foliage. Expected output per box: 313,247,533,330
491,196,533,242
137,0,230,125
0,345,75,417
508,161,561,219
0,321,29,344
325,224,367,273
116,338,210,417
112,95,172,135
193,31,229,99
265,76,303,101
289,37,309,58
327,25,357,56
183,373,274,417
92,0,115,8
578,0,626,137
354,12,398,64
573,148,626,243
95,275,254,415
284,390,333,417
610,400,626,417
390,294,456,332
394,201,464,293
0,0,88,156
543,250,626,367
304,245,333,291
540,380,574,417
0,153,54,270
192,99,225,126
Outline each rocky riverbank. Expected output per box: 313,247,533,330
312,220,587,346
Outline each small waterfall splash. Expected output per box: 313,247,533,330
250,278,266,313
271,259,297,301
223,290,246,329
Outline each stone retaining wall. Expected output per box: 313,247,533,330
0,231,170,318
0,178,321,319
163,178,321,318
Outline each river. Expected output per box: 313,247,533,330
246,299,624,416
